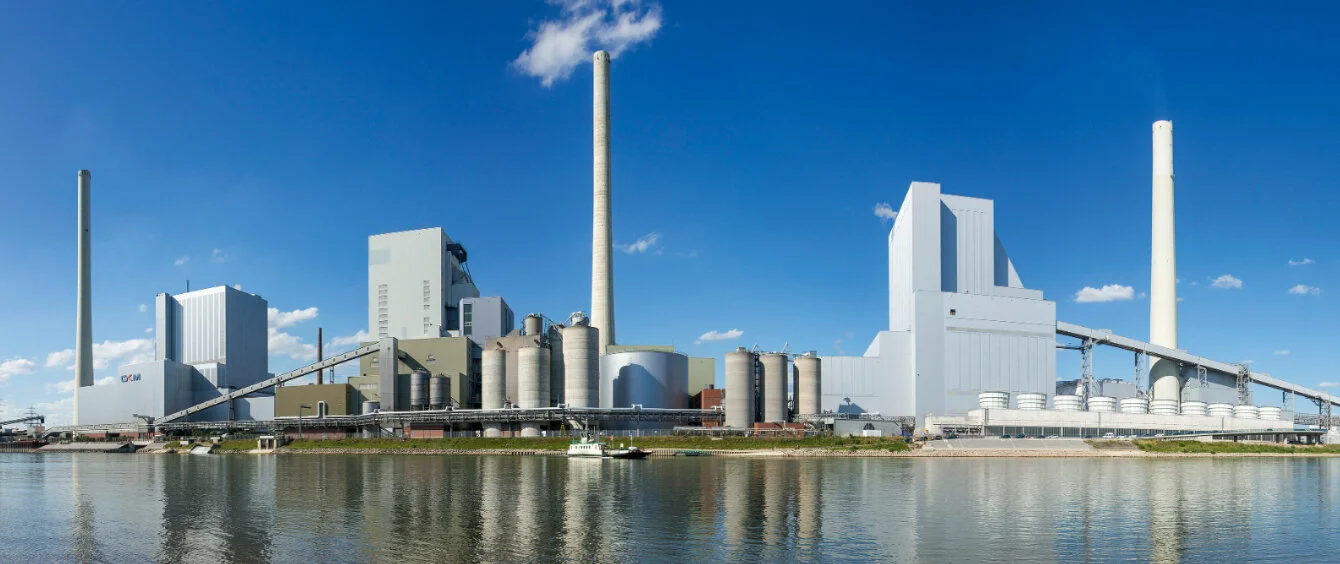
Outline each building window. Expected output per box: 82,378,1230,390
464,326,472,336
463,303,472,313
424,304,430,310
463,313,472,322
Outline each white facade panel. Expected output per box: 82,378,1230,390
368,227,479,341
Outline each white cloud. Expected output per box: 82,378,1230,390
1274,350,1290,356
268,328,317,361
1319,382,1339,388
616,232,660,254
174,256,190,266
1288,284,1321,296
211,249,226,263
1211,274,1243,289
45,338,155,371
233,284,243,290
145,327,153,334
138,303,148,313
1189,281,1199,286
0,358,36,384
694,328,743,344
1073,284,1135,303
512,0,663,87
1289,258,1315,266
1240,359,1255,365
874,202,897,223
328,330,373,349
267,307,319,329
44,349,74,369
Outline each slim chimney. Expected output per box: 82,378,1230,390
1149,121,1180,402
591,50,615,355
317,327,324,385
74,170,93,425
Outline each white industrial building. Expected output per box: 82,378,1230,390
368,227,479,340
76,285,274,424
822,182,1056,425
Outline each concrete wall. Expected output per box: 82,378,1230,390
276,384,355,417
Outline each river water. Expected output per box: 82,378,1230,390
2,453,1338,562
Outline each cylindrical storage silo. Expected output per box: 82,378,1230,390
362,401,380,415
978,391,1009,410
410,369,429,410
429,376,449,409
1087,396,1116,412
562,324,599,408
1150,399,1180,415
518,346,550,437
1119,397,1149,414
1207,403,1235,417
1179,401,1207,416
725,349,755,428
1016,393,1046,411
1258,406,1282,421
1052,394,1082,411
760,353,788,423
1233,404,1259,419
795,354,822,417
523,314,543,336
482,349,506,409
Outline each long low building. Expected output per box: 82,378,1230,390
928,408,1295,437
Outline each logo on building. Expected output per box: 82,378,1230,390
121,374,141,383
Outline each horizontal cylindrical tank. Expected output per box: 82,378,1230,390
1149,399,1180,415
1016,393,1046,411
429,375,449,409
1258,406,1282,421
978,391,1009,410
1053,395,1083,411
1179,401,1207,416
362,401,380,415
760,353,788,422
524,314,543,336
410,369,429,409
563,324,599,409
1119,397,1149,414
518,346,550,409
1207,403,1235,417
482,349,506,409
1087,396,1116,412
1233,405,1259,419
795,354,822,417
725,349,755,428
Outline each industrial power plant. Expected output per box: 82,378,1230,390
36,52,1340,445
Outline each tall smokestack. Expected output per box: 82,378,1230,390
1149,120,1179,402
74,170,93,425
317,327,323,385
592,50,615,355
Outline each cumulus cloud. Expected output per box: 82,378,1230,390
138,303,148,313
1289,258,1315,266
268,307,319,329
1274,350,1290,356
874,202,897,223
328,330,373,349
1073,284,1135,303
45,338,155,371
211,249,226,263
1319,382,1339,388
145,327,153,334
174,256,190,266
233,284,243,290
513,0,663,87
1288,284,1321,296
0,358,36,384
694,328,743,344
268,328,317,361
1211,274,1243,289
616,232,660,254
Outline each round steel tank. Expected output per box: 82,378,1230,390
760,353,788,422
1233,404,1259,419
1119,397,1149,414
482,348,506,410
1150,399,1180,415
361,401,380,415
795,354,822,417
1258,406,1282,421
1179,401,1207,416
410,369,429,410
1052,394,1083,411
518,346,550,409
429,376,449,409
523,314,543,336
600,350,689,409
1087,396,1117,412
1207,403,1235,417
562,324,599,408
725,349,755,428
1016,393,1046,411
978,391,1009,410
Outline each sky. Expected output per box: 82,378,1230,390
2,1,1338,424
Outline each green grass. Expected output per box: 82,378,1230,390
1132,440,1340,454
216,439,260,451
278,435,911,452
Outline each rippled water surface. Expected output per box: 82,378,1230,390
2,454,1339,562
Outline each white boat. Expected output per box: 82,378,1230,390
567,435,606,458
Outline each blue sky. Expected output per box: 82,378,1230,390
2,1,1337,423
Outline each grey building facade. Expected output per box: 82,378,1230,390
460,296,513,346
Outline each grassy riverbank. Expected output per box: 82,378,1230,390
1131,440,1340,454
238,435,912,453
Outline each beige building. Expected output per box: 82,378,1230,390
276,383,357,417
350,336,477,410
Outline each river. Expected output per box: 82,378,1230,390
1,454,1337,562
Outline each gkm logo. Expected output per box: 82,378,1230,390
121,374,142,383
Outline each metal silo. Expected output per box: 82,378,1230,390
725,348,755,428
563,323,599,408
524,314,543,336
429,376,449,410
760,353,787,423
410,369,429,410
482,348,506,437
795,353,821,417
518,345,550,437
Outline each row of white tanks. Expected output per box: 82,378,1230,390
978,392,1283,420
724,348,822,428
480,319,601,437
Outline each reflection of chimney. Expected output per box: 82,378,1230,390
74,170,93,425
591,50,615,355
1150,121,1180,402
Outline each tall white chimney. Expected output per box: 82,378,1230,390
74,170,93,425
591,51,615,355
1149,121,1180,402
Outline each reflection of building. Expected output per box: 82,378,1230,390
77,285,274,424
368,228,479,340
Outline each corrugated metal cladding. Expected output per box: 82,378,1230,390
943,330,1052,394
168,286,268,389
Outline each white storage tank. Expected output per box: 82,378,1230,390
725,349,756,428
1233,405,1259,420
562,324,599,409
410,369,430,410
978,391,1009,410
518,346,550,437
362,401,380,415
795,353,822,417
1053,395,1083,411
1258,406,1282,421
481,348,506,438
1119,397,1149,414
523,314,543,335
1087,396,1117,412
1016,393,1046,411
1207,403,1235,417
1149,399,1180,416
760,353,788,423
1179,401,1207,417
